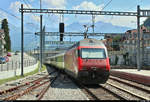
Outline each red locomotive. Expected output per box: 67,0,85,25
47,38,110,84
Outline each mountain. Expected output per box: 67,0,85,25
10,26,38,51
65,22,84,32
10,21,132,51
65,21,132,33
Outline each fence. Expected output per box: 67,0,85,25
0,59,37,72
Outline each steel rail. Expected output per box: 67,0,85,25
36,75,58,100
36,82,50,100
98,84,126,100
0,75,49,96
3,80,50,100
106,82,150,100
109,76,150,93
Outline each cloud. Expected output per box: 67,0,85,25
73,1,104,10
30,15,40,23
42,0,66,9
0,10,8,19
100,16,147,28
71,1,105,25
72,1,146,28
9,1,40,23
9,1,32,13
105,16,137,28
10,1,22,13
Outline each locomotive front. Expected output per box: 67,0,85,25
77,39,110,84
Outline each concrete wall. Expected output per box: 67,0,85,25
0,62,38,80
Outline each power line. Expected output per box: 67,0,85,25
101,0,113,11
26,0,32,6
0,12,19,30
96,0,113,33
0,8,21,20
21,0,40,31
22,0,31,8
0,9,36,35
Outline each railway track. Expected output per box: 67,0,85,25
66,74,122,100
80,84,125,100
105,76,150,100
43,65,150,100
75,76,150,100
0,70,58,100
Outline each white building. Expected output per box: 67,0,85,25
123,26,150,66
0,29,6,56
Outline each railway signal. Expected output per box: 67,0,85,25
59,23,64,41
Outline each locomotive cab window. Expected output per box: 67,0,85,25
81,48,106,59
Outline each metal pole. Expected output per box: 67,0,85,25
42,26,45,62
21,4,24,76
39,15,43,73
142,31,144,66
137,5,141,71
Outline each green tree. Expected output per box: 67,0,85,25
1,19,11,51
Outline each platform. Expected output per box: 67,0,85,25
110,69,150,86
111,69,150,77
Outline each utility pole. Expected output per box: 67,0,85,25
39,0,43,73
39,15,43,73
42,26,45,62
137,5,141,71
21,4,24,76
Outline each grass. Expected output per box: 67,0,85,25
0,62,46,85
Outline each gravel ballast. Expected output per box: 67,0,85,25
42,74,89,100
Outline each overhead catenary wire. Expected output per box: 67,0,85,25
22,0,31,9
0,8,21,20
101,0,113,11
0,7,38,32
91,0,113,34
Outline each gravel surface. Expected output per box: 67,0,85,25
42,74,89,100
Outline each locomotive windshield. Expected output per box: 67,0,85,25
81,48,106,59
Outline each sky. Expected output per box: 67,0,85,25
0,0,150,50
0,0,149,28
